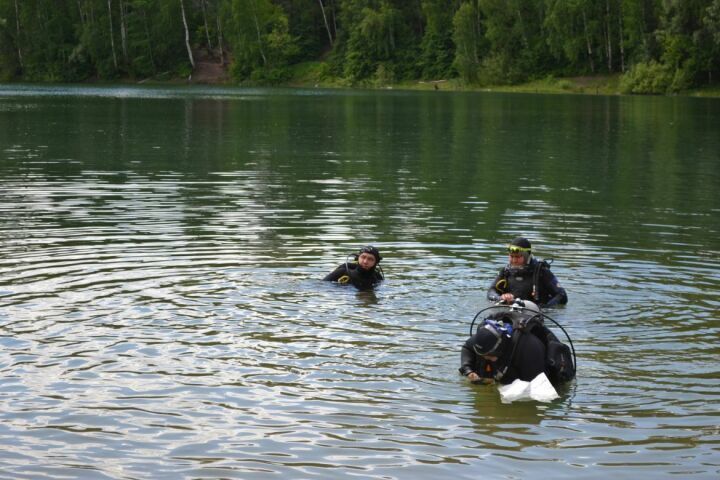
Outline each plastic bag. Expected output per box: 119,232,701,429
498,372,559,403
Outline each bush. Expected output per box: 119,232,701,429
478,54,507,85
250,66,291,85
373,63,395,86
620,61,673,94
669,62,695,93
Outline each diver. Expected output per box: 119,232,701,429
486,237,567,307
323,245,384,291
459,299,575,386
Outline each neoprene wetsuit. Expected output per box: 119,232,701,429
487,258,568,307
459,332,546,384
323,263,383,291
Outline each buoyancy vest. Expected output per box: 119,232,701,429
342,262,383,290
496,259,554,304
506,313,575,385
498,265,534,300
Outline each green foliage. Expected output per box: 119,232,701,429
620,60,673,94
452,2,482,84
372,62,394,86
338,0,422,83
706,0,720,43
226,0,298,81
275,0,331,60
419,0,454,79
0,12,18,79
343,2,399,80
544,0,594,72
0,0,717,92
477,0,537,81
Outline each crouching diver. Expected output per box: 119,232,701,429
487,237,568,307
460,299,576,386
323,245,384,291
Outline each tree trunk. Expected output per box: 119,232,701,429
330,0,338,40
77,0,85,26
216,10,225,64
618,0,625,73
141,7,156,72
14,0,23,69
250,0,267,66
119,0,129,64
318,0,334,47
515,2,529,49
200,0,213,51
180,0,195,69
605,0,613,72
582,10,595,73
107,0,118,69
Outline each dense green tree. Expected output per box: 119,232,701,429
477,0,549,83
619,0,662,64
225,0,298,82
275,0,331,59
452,1,483,83
0,0,21,79
419,0,456,79
0,0,717,91
703,0,720,84
658,0,718,88
334,0,422,83
545,0,597,74
7,0,79,81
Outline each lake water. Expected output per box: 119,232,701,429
1,84,719,479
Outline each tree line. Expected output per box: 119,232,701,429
1,0,719,93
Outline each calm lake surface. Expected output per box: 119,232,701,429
1,84,719,479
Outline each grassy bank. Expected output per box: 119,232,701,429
286,61,719,97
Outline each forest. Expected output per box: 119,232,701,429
1,0,719,94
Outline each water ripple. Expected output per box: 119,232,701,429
2,88,720,479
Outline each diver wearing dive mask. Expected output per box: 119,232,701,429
486,237,567,307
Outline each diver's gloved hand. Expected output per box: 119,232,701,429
468,372,494,384
500,293,515,304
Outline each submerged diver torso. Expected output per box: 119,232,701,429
324,246,384,291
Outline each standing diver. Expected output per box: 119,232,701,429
323,245,384,291
487,237,567,307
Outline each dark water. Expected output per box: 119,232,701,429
1,84,719,479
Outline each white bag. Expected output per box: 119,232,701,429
498,372,559,403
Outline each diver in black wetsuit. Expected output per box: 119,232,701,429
459,300,546,385
487,237,567,307
460,299,576,386
460,322,546,385
323,246,384,291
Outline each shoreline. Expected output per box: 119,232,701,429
3,74,719,98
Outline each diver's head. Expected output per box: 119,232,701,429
507,237,532,269
471,323,511,359
357,245,381,270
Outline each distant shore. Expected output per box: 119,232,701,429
284,71,719,99
206,67,720,98
5,69,719,99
